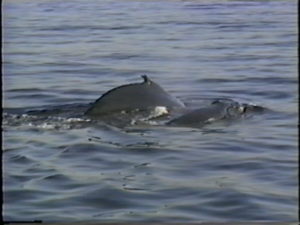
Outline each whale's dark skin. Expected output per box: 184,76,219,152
167,100,265,127
85,75,185,117
167,100,235,126
85,76,265,128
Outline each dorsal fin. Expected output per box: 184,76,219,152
141,75,151,85
85,75,185,117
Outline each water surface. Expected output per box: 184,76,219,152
3,0,298,223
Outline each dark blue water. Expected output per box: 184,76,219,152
3,0,298,223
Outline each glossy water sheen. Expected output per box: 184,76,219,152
3,0,298,223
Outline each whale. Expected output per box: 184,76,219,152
167,100,239,127
85,75,185,117
166,100,262,127
85,76,265,128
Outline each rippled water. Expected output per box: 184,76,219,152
3,0,298,223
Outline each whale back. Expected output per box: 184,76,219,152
167,100,230,126
85,75,185,117
167,100,264,127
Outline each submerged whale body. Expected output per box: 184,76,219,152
167,100,264,127
85,75,185,117
167,100,240,126
85,76,264,128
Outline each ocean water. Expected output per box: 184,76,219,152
2,0,298,223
